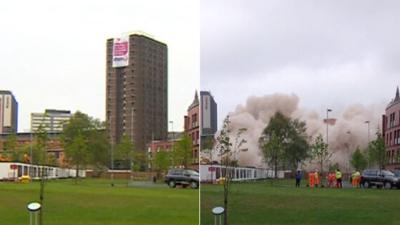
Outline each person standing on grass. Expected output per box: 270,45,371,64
295,170,302,187
314,170,320,188
328,172,336,188
336,169,343,188
308,171,315,188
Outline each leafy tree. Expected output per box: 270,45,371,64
87,119,109,174
3,132,17,160
284,119,310,172
173,133,193,168
367,131,386,169
153,150,170,178
115,135,135,167
200,136,214,164
214,116,247,225
328,162,340,172
33,124,48,225
259,112,310,178
260,131,282,179
62,111,109,183
311,134,330,177
350,147,367,171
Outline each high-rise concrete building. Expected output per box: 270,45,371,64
199,91,217,164
200,91,218,137
106,33,168,153
0,90,18,133
31,109,71,132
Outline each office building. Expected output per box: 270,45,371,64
200,91,218,137
31,109,71,132
0,90,18,133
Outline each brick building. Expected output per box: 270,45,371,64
106,32,168,154
184,92,200,166
383,87,400,170
0,132,66,166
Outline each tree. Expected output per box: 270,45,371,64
200,136,214,164
260,131,282,179
115,135,135,168
367,131,386,169
259,112,310,178
311,134,330,177
284,119,310,172
3,132,17,160
115,135,137,183
153,150,171,178
214,116,246,225
350,147,367,171
87,119,109,174
62,111,109,183
33,124,49,225
173,133,193,168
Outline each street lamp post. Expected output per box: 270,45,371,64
30,131,33,177
346,131,351,174
326,109,332,146
130,106,134,183
169,121,175,164
365,121,370,144
169,121,174,141
110,137,114,187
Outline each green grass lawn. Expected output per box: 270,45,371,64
201,180,400,225
0,178,199,225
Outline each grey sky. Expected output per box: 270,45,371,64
201,0,400,126
1,0,199,132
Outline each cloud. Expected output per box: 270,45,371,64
201,0,400,127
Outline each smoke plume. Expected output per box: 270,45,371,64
226,93,384,172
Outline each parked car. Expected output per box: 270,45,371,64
361,169,400,189
165,169,199,189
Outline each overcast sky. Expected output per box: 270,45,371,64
0,0,199,132
201,0,400,126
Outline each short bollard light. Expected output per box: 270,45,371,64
27,202,41,225
212,206,224,225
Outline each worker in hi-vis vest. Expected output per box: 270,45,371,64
308,171,315,188
314,170,320,188
351,171,361,188
336,169,343,188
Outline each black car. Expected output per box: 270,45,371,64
165,169,199,189
361,169,400,189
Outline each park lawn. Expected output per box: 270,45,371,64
0,178,199,225
201,180,400,225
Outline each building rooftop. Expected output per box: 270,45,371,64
188,91,199,110
0,90,13,95
107,32,167,47
386,86,400,110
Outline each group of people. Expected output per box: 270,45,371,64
295,169,352,188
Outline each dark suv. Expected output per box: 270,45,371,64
361,169,400,189
165,169,199,189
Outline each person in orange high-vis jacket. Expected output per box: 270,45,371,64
308,172,315,188
327,172,335,188
352,171,361,188
314,170,320,188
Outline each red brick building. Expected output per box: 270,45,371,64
383,87,400,170
185,92,200,166
0,132,67,166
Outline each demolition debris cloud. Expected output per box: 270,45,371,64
225,93,384,170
